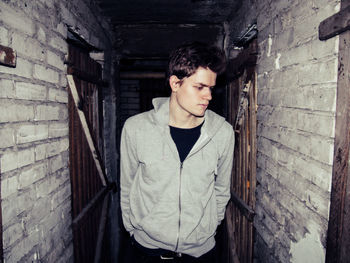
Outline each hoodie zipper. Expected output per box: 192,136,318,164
175,162,183,252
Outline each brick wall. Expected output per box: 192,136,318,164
228,0,340,262
0,1,115,262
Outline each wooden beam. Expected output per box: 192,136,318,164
67,74,107,187
94,192,110,263
230,190,255,222
0,45,16,67
319,5,350,41
120,71,165,79
72,186,108,225
67,66,109,87
325,21,350,263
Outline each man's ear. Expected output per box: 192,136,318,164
169,75,181,92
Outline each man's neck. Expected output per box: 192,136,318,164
169,97,204,128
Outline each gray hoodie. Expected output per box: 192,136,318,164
120,97,235,257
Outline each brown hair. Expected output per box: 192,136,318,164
167,41,226,82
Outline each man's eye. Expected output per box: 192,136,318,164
195,86,203,90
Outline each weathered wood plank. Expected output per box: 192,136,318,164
319,5,350,41
230,190,255,222
326,26,350,263
94,192,110,263
67,66,109,87
0,44,16,67
120,71,165,79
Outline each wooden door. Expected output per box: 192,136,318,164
67,41,113,263
224,40,258,263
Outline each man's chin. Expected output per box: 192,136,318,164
192,112,205,118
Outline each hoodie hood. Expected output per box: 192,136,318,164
151,97,226,139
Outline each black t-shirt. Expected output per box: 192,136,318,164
169,122,204,163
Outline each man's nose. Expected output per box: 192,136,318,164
203,88,212,101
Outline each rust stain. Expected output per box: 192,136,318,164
0,44,16,67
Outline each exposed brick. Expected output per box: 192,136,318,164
0,127,15,148
298,59,338,86
33,64,59,84
60,74,68,88
48,87,68,103
0,3,35,36
16,189,35,215
35,143,47,161
56,22,68,38
257,84,337,112
5,229,37,263
49,122,69,138
35,177,56,199
1,174,18,199
259,124,334,164
0,57,33,79
0,26,9,46
257,106,336,137
11,32,45,62
50,182,71,211
311,36,338,59
18,162,47,190
59,3,76,28
1,198,18,229
37,25,47,43
0,79,15,98
47,50,65,70
15,82,47,101
1,147,35,173
0,0,116,261
16,123,49,144
48,35,68,53
35,104,67,121
26,197,50,230
46,138,69,158
3,222,23,248
49,154,65,174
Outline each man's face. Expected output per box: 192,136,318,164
171,67,217,117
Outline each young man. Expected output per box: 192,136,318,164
120,42,235,262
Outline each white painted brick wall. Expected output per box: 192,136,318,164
0,2,35,36
0,127,15,148
16,123,49,144
12,32,46,62
47,50,65,70
48,122,69,138
0,0,115,262
0,79,15,98
48,87,68,103
0,57,33,79
33,64,60,84
15,82,47,101
0,26,9,46
35,104,67,121
229,0,340,262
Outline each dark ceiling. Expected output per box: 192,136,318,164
97,0,242,25
95,0,243,58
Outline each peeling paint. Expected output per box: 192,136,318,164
275,53,281,70
267,34,272,57
290,222,325,263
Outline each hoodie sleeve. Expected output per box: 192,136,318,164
120,120,139,234
215,124,235,225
